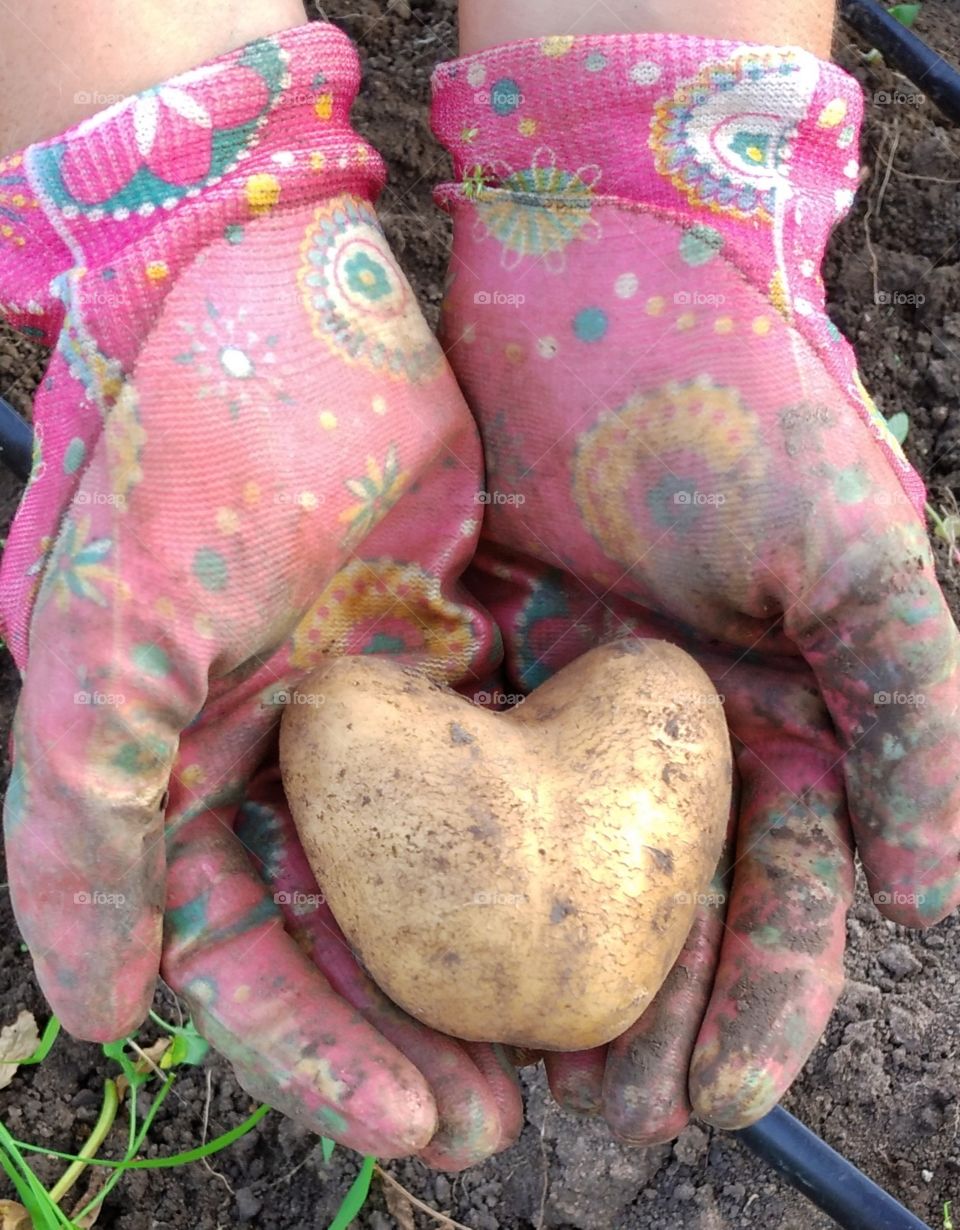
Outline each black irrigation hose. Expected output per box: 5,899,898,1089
0,396,936,1230
0,395,32,483
736,1107,931,1229
841,0,960,123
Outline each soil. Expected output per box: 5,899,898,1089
2,2,960,1228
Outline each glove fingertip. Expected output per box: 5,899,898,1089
688,1057,780,1132
30,930,159,1044
602,1079,692,1147
868,877,960,929
607,1109,691,1149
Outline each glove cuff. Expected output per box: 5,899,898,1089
0,21,384,346
431,34,863,294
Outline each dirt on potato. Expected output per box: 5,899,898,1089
2,2,960,1227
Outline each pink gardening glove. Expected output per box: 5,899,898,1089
431,35,960,1136
0,22,520,1166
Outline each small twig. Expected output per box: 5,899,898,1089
536,1104,550,1230
126,1038,168,1083
863,124,894,306
261,1145,316,1191
874,115,901,219
200,1068,235,1195
863,195,881,308
375,1164,475,1230
890,168,960,184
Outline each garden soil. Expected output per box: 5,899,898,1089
2,2,960,1227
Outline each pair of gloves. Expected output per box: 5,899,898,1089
2,21,958,1168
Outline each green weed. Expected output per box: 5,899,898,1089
0,1014,374,1229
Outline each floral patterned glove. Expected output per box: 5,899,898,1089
0,21,520,1165
431,34,960,1135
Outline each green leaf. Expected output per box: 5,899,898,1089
162,1031,210,1069
13,1103,271,1175
888,3,921,27
148,1013,211,1068
328,1156,375,1230
321,1137,336,1163
102,1037,147,1092
0,1122,72,1229
885,411,910,444
116,1103,270,1168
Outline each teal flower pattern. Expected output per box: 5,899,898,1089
35,515,119,613
343,250,391,302
299,196,442,383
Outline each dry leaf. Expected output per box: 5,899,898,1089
382,1177,417,1230
0,1011,40,1091
0,1199,31,1230
68,1171,109,1228
134,1037,170,1072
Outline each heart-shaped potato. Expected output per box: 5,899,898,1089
280,639,731,1051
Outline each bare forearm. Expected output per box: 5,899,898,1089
0,0,306,154
459,0,836,57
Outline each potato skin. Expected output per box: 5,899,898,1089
280,640,731,1051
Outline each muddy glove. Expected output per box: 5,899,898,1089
431,34,960,1135
0,22,520,1166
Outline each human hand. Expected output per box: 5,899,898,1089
161,766,522,1167
431,34,960,1132
1,22,516,1164
541,624,854,1141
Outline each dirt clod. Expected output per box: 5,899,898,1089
877,942,924,980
